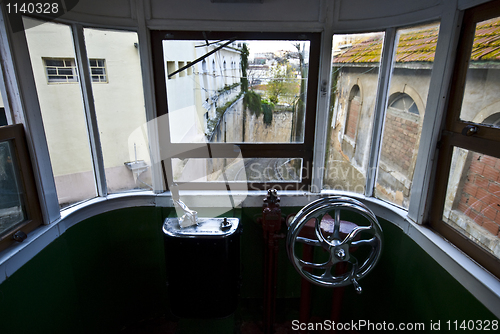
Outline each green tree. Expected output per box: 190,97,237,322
240,43,249,142
240,43,249,94
266,62,299,106
262,99,274,125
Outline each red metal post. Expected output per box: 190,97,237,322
258,189,284,334
299,243,313,332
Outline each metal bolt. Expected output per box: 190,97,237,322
335,248,346,260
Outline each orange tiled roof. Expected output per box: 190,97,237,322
471,18,500,61
333,18,500,64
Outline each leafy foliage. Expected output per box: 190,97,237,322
205,93,243,138
244,90,262,117
240,43,249,93
240,43,249,142
261,99,274,125
217,82,240,94
267,63,299,105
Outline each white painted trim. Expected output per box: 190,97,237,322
458,0,492,10
409,4,463,224
58,13,138,30
311,3,334,193
0,53,13,124
365,27,397,197
13,0,449,36
136,0,164,193
72,24,108,197
57,191,156,234
332,3,443,33
145,20,325,33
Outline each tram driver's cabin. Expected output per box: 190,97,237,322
0,0,499,333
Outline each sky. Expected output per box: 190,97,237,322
243,40,308,59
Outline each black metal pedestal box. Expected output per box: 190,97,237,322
163,217,240,319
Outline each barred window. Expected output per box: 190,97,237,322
43,58,107,83
44,58,78,83
89,59,107,83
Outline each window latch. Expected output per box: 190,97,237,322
461,125,478,136
12,230,27,242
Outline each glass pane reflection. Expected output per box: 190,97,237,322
172,157,302,183
459,17,500,129
375,22,440,208
0,141,26,235
162,39,310,144
323,31,385,194
443,148,500,259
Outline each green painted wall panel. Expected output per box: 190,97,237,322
64,207,168,333
0,237,83,334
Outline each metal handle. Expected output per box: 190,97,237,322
12,230,27,242
462,125,478,136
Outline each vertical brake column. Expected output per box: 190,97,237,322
258,189,284,334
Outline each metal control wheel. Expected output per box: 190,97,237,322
286,196,383,293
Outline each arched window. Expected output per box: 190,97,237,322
344,85,361,139
483,112,500,127
380,92,420,175
223,60,227,84
388,93,419,115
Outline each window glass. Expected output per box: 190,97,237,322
172,157,302,184
0,124,43,250
443,148,500,259
323,32,384,194
162,39,310,144
0,141,26,235
24,17,97,208
0,77,6,125
459,17,500,128
83,28,151,194
0,108,6,126
375,22,440,208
